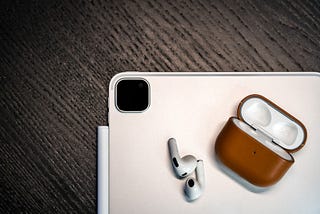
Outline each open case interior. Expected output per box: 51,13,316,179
236,95,307,157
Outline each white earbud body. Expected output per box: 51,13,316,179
168,138,197,178
184,160,205,201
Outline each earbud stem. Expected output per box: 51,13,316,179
168,138,180,160
196,160,205,188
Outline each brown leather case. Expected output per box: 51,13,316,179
215,95,307,187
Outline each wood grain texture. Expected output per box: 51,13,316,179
0,0,319,213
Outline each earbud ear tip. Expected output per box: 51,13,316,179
183,160,205,202
184,177,202,201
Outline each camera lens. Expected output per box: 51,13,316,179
116,79,149,112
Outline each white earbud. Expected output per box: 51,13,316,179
184,160,205,201
168,138,197,178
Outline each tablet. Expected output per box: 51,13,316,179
99,72,320,214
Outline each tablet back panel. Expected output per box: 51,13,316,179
107,72,320,214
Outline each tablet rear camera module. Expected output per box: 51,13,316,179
116,79,149,112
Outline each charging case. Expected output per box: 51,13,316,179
215,94,307,187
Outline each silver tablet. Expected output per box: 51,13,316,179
99,72,320,214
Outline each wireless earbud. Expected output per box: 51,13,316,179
184,160,205,201
168,138,197,178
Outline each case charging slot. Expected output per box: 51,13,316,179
252,124,279,145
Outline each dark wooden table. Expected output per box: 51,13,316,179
0,0,319,213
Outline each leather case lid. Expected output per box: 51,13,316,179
237,94,307,152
